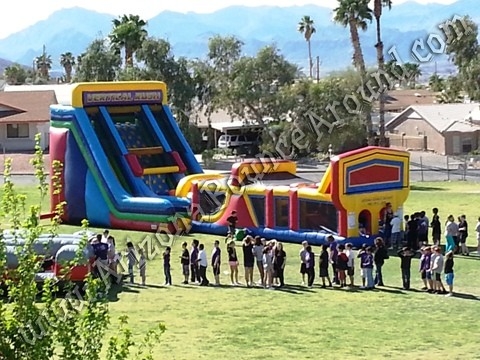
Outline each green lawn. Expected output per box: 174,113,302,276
3,181,480,359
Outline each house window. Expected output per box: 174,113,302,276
462,137,472,153
7,124,29,138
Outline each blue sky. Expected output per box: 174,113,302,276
0,0,458,39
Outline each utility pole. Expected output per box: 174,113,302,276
316,56,320,82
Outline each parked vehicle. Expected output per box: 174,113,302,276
218,134,255,149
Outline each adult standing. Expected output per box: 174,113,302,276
382,203,394,248
444,215,457,253
407,214,418,250
242,236,255,287
374,237,389,287
327,235,339,285
273,242,287,288
390,214,402,249
458,215,469,256
252,236,265,286
431,208,441,246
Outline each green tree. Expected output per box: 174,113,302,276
373,0,392,146
436,75,464,103
0,135,165,359
428,73,444,92
298,15,316,79
404,62,421,88
35,45,52,80
3,63,28,85
445,16,478,72
60,52,76,83
333,0,374,144
109,14,148,68
75,38,121,82
226,45,297,128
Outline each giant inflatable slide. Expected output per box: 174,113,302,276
50,81,410,247
50,81,203,233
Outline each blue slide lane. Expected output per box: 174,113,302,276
52,106,176,216
98,106,190,212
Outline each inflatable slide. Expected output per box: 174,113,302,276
50,82,202,232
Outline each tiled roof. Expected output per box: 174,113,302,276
0,90,57,123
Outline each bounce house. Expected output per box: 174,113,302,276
50,81,202,233
49,81,410,247
178,147,410,246
3,231,94,285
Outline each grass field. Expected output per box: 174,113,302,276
3,181,480,360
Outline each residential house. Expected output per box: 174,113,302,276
0,90,57,151
385,103,480,155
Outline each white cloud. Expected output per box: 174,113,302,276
0,0,459,39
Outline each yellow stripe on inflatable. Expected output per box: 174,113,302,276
143,166,179,175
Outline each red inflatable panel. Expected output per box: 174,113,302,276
125,153,143,177
170,151,186,173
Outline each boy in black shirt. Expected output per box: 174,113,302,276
431,208,441,245
397,246,415,290
444,250,454,297
226,210,238,237
180,242,190,284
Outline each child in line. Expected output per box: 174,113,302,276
345,243,355,287
262,245,274,289
397,247,415,290
336,244,349,288
163,247,172,286
357,244,367,288
419,246,433,291
360,246,375,290
299,241,308,285
305,246,315,288
180,242,190,284
430,246,446,294
319,244,332,288
444,250,454,297
138,248,146,286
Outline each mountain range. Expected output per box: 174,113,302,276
0,0,477,76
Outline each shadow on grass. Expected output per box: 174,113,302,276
452,292,480,301
410,185,448,191
274,284,316,294
108,282,140,302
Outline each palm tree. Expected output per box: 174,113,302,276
373,0,392,146
298,16,316,79
3,63,27,85
60,52,75,83
35,45,52,80
404,62,421,88
109,14,148,68
334,0,372,75
334,0,374,143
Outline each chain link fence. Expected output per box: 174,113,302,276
411,154,480,182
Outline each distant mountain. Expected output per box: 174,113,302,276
0,57,15,74
0,1,473,75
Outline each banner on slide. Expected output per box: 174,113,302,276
82,90,163,106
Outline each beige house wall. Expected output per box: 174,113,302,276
391,117,446,154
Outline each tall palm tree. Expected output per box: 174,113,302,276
404,62,421,88
60,52,75,83
35,45,52,79
373,0,392,147
334,0,374,143
109,14,148,68
298,16,316,79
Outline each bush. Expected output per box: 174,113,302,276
0,134,165,359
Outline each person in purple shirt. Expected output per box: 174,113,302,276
190,239,200,284
360,246,375,290
327,235,339,285
305,246,315,288
419,246,433,291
